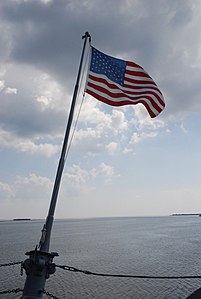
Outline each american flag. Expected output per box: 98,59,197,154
85,47,165,118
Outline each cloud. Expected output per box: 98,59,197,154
131,106,165,131
0,64,68,139
130,131,158,145
0,80,5,91
72,99,128,155
62,162,118,192
1,0,201,220
99,162,119,185
0,162,118,205
0,182,14,199
0,128,59,156
0,0,200,144
60,165,96,198
4,87,17,94
0,173,52,206
106,142,118,155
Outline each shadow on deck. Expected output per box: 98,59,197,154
186,288,201,298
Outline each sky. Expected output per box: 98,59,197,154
1,0,201,220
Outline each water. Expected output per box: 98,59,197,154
1,216,201,298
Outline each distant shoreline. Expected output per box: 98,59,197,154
172,213,201,216
13,218,31,221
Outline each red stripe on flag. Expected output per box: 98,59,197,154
86,47,165,118
126,61,144,69
87,81,163,114
87,75,164,110
86,89,156,118
125,69,153,79
124,76,158,87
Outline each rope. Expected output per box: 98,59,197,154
42,289,60,299
65,41,91,162
0,288,59,298
56,264,201,280
65,93,86,161
0,261,23,267
0,288,23,295
0,262,23,296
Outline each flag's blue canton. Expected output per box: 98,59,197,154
90,47,126,86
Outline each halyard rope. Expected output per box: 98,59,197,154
65,40,91,162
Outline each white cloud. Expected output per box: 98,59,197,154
59,164,97,198
0,174,52,205
123,147,134,155
99,162,119,185
36,95,50,107
1,0,201,220
15,173,51,188
64,164,96,185
0,162,117,207
79,97,108,124
60,162,119,196
0,77,17,94
180,122,188,133
130,131,158,144
0,182,14,199
0,80,5,91
4,87,17,94
73,99,129,154
106,142,118,155
80,98,128,132
17,140,58,156
131,106,165,131
40,0,52,3
35,72,67,111
0,129,59,156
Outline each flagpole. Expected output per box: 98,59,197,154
39,31,91,253
21,32,91,299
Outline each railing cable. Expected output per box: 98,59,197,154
0,261,23,267
56,264,201,280
0,288,23,295
42,289,60,299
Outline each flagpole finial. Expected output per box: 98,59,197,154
82,31,91,42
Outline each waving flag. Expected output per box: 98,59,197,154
86,47,165,118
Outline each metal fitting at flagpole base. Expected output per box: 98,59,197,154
21,249,58,299
21,31,91,298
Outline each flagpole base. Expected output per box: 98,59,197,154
21,249,58,299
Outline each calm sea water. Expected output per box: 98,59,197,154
1,216,201,299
